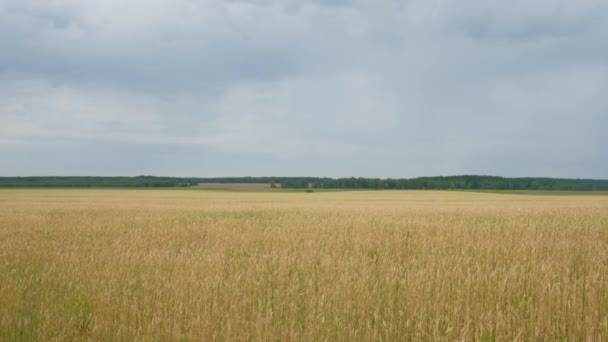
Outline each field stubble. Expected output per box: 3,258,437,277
1,189,607,340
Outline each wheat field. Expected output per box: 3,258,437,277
1,189,607,341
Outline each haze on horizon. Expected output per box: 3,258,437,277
0,0,606,179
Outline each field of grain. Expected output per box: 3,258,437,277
1,189,607,340
195,183,279,190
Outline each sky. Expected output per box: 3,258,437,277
0,0,607,178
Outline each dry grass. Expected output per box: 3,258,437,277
1,189,607,341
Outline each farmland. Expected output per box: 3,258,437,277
1,189,607,340
195,183,279,191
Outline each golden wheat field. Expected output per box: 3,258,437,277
1,189,608,341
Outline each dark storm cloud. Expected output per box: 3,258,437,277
0,0,606,178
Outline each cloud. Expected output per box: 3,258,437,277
0,0,607,177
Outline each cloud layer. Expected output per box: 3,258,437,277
1,0,607,177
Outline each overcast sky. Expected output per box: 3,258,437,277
0,0,606,178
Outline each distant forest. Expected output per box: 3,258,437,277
1,175,608,190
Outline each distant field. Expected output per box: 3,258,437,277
468,189,608,196
195,182,278,190
1,189,607,340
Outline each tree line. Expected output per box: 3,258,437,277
283,175,608,190
1,175,607,190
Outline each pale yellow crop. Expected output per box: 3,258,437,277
1,189,607,340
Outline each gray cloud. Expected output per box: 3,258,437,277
0,0,607,178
